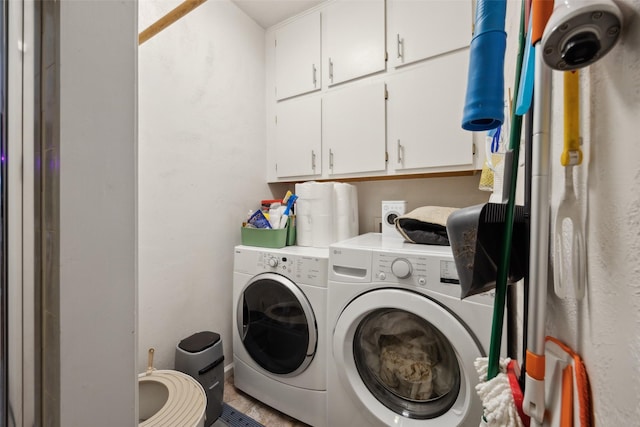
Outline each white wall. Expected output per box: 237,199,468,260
545,1,640,424
58,0,137,425
138,0,287,372
354,175,489,232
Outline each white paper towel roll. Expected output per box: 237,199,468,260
311,182,335,215
295,182,319,246
334,183,359,242
295,182,333,214
334,183,352,215
295,181,359,247
296,214,313,247
295,182,313,246
294,181,314,199
349,184,359,237
312,214,333,247
296,197,313,216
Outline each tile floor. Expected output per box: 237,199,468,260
221,374,310,427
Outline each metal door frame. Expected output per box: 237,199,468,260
6,0,36,425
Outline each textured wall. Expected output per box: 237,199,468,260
137,0,287,373
545,1,640,424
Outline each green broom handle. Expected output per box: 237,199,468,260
488,0,527,380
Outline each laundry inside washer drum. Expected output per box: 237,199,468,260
354,309,461,419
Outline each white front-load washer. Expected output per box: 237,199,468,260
233,245,328,427
328,233,499,427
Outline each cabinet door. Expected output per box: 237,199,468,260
275,11,321,100
324,82,386,175
275,96,322,178
387,50,472,171
325,0,386,86
388,0,471,68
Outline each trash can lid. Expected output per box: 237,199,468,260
178,331,221,353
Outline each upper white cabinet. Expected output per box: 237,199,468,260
387,49,472,172
275,11,322,100
324,82,387,175
387,0,471,68
266,0,478,182
275,95,322,178
325,0,386,86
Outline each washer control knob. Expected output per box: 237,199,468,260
391,258,412,279
378,272,386,281
418,277,426,286
268,257,279,268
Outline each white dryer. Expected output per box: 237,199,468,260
233,245,328,427
327,233,498,427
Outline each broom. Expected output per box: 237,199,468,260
475,0,528,425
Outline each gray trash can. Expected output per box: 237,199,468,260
175,331,224,426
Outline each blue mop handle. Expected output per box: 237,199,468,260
461,0,507,131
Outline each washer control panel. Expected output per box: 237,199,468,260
328,233,495,303
372,251,460,291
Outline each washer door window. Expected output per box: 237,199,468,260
238,272,317,376
354,309,460,419
332,289,483,425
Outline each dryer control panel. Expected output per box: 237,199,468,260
235,246,328,288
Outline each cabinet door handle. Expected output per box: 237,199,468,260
329,149,334,170
312,64,317,87
397,34,403,59
397,140,404,163
329,58,334,83
311,150,316,170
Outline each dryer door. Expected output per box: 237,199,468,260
237,272,317,376
333,288,483,426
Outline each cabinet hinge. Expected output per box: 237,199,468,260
472,143,476,155
385,151,389,162
384,85,388,100
385,51,388,62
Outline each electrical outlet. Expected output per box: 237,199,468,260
373,217,382,233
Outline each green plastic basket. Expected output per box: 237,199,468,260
241,216,295,248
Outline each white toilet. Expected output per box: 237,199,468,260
138,369,207,427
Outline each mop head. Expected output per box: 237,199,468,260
475,357,524,427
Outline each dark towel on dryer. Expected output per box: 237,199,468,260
394,206,459,246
